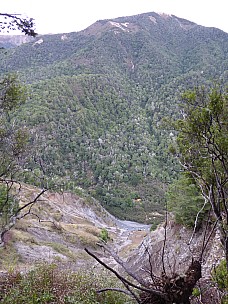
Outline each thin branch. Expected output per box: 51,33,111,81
0,13,22,19
161,203,168,275
200,206,212,259
200,218,219,260
98,242,147,287
143,245,159,286
97,288,134,296
85,248,169,301
188,197,209,246
16,188,46,215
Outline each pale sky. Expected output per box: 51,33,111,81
1,0,228,34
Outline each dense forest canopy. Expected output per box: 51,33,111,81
0,12,228,223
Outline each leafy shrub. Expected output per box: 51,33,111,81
99,228,110,243
166,174,209,229
192,287,200,297
0,184,19,229
0,263,134,304
150,217,162,231
212,259,228,289
212,259,228,304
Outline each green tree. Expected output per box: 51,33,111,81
0,74,28,177
172,84,228,269
166,173,207,229
0,75,46,246
0,184,19,236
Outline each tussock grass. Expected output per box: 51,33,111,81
0,243,20,272
42,242,78,260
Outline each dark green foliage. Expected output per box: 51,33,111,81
0,74,28,177
0,184,19,230
0,74,26,113
99,228,110,243
14,73,169,222
166,174,208,229
172,84,228,268
212,260,228,304
212,259,228,290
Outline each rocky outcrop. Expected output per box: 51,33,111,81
128,217,223,278
0,35,33,48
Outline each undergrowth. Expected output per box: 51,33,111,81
0,263,134,304
212,259,228,304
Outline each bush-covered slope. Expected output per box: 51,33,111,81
1,12,228,222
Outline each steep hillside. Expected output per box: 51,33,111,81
0,184,149,271
0,12,228,222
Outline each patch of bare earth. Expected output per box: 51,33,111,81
0,185,150,273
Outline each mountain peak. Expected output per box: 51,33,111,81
82,11,197,36
81,19,139,36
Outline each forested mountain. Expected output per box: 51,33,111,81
0,12,228,222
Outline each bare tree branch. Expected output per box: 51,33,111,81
85,247,170,301
161,203,168,275
16,188,46,215
188,197,209,246
98,242,148,287
97,287,134,296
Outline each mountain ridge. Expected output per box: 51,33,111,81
0,11,226,48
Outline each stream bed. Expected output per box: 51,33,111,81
114,219,151,231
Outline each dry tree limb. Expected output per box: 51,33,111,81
0,186,47,246
200,218,219,261
85,248,170,302
97,288,134,296
161,204,168,275
143,245,160,286
188,197,209,246
85,246,202,304
98,242,148,287
16,188,46,216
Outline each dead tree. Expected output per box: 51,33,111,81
85,244,202,304
84,205,221,304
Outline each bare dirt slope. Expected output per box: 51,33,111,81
0,184,150,272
